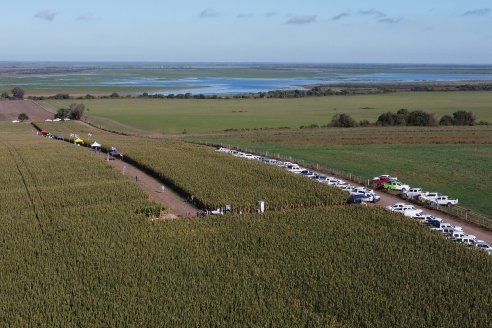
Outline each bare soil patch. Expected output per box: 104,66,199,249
0,100,53,122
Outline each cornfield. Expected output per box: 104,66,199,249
1,123,491,327
36,122,348,211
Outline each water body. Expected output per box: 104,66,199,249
2,62,492,95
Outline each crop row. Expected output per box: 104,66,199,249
36,122,348,212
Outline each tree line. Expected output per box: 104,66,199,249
1,87,25,100
313,110,480,128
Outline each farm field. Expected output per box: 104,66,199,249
185,126,492,217
1,124,491,326
40,91,492,133
37,121,348,212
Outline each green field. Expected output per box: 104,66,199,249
186,127,492,217
2,123,491,326
41,91,492,133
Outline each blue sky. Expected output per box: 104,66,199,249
1,0,491,63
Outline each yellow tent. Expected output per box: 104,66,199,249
74,138,84,144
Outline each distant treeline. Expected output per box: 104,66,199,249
305,109,486,129
23,83,492,101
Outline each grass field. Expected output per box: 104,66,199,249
2,124,491,326
41,91,492,133
185,126,492,217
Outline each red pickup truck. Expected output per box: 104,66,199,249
370,175,398,187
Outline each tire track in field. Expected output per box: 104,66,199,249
2,141,46,236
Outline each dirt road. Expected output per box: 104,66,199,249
369,188,492,244
93,150,197,218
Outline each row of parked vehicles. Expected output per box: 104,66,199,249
370,175,459,206
216,147,381,203
216,148,490,255
387,202,492,255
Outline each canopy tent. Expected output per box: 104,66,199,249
91,141,101,149
74,138,84,144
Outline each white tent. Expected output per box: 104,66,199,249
91,141,101,149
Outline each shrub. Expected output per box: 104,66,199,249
439,115,454,126
376,112,398,126
11,87,25,99
331,113,357,128
17,113,29,121
407,110,437,126
452,111,476,126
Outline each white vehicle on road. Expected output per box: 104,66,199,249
456,235,476,245
386,203,407,211
405,188,427,199
419,192,442,202
472,240,492,252
387,204,423,218
430,196,459,206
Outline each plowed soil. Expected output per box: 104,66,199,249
0,100,53,121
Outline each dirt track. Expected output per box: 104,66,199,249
92,151,198,218
0,100,53,121
366,187,492,244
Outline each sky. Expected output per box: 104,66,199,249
1,0,491,63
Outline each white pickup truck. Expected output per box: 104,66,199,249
430,196,458,206
405,188,427,199
419,192,441,202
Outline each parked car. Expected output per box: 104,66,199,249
398,206,424,218
450,228,466,240
370,174,398,187
386,203,407,211
109,148,124,159
405,188,427,199
456,235,476,245
350,193,381,204
419,192,442,203
383,181,410,192
472,240,492,252
430,196,459,206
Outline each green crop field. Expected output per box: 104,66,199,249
37,121,348,211
40,91,492,134
1,123,491,326
185,126,492,217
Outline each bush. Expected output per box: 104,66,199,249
11,87,25,99
68,103,85,120
54,108,70,119
331,113,357,127
407,110,437,126
54,93,70,100
452,111,476,126
17,113,29,121
376,112,398,126
359,120,372,127
439,115,454,126
1,91,9,99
